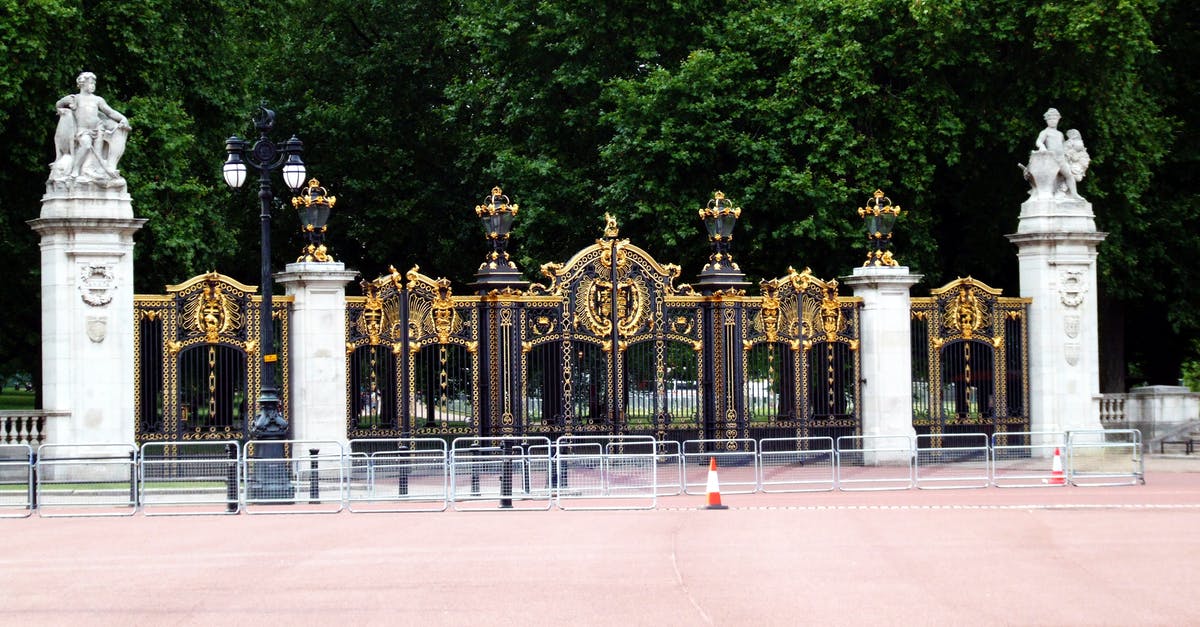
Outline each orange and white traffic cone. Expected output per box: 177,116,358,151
702,457,728,510
1048,447,1066,485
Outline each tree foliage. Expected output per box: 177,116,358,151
0,0,1195,391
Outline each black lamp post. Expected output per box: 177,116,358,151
857,189,901,267
696,191,750,291
292,178,336,262
223,105,305,499
471,186,527,292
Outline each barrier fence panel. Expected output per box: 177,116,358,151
0,444,33,518
758,437,836,493
346,438,448,513
651,440,683,496
1068,429,1144,487
242,440,345,514
915,433,990,490
525,444,558,498
451,437,552,511
990,432,1067,488
140,441,240,516
682,439,758,496
36,443,138,517
836,435,914,491
554,436,656,510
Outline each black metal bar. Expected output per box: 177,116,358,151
499,441,513,509
522,451,531,494
609,237,620,428
225,443,238,512
129,451,138,507
470,444,480,496
308,448,320,503
29,451,37,510
397,444,409,496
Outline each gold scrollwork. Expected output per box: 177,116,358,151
757,279,782,343
575,271,649,338
181,274,241,343
670,315,694,335
357,280,385,345
408,275,464,345
946,286,987,339
531,315,556,336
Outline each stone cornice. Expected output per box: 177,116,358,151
275,261,360,287
841,266,924,290
27,216,147,237
1006,231,1108,246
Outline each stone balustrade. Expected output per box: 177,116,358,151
1097,386,1199,441
1,411,68,446
1098,395,1127,425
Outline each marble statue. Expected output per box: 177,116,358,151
1019,108,1089,201
48,72,131,190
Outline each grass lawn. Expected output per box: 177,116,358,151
0,390,35,411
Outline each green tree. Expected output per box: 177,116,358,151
0,0,275,403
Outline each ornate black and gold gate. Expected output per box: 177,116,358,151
745,268,862,442
345,266,481,439
344,201,863,445
134,272,291,444
910,277,1030,440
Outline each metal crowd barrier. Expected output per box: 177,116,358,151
450,437,552,511
346,438,448,513
915,433,990,490
555,435,657,510
683,439,757,496
836,435,915,491
1067,429,1144,486
140,441,241,516
36,443,138,517
991,431,1067,488
1,429,1146,518
758,437,836,493
0,444,33,518
242,440,345,515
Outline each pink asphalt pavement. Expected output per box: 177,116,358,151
3,466,1198,626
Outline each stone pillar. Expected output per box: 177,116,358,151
843,266,923,443
1007,195,1106,436
28,188,145,445
276,262,359,453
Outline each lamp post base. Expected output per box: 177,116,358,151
246,440,296,501
471,267,528,293
247,392,294,501
696,267,751,293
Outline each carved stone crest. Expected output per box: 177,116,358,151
1064,313,1080,339
86,315,107,343
1059,269,1085,308
79,263,116,306
1064,342,1080,366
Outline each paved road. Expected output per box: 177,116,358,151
2,464,1198,626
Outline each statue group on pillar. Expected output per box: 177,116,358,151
48,72,131,192
1020,108,1090,201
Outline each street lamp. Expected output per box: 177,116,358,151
857,189,901,267
292,178,336,262
696,191,749,291
471,186,527,292
223,105,305,498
